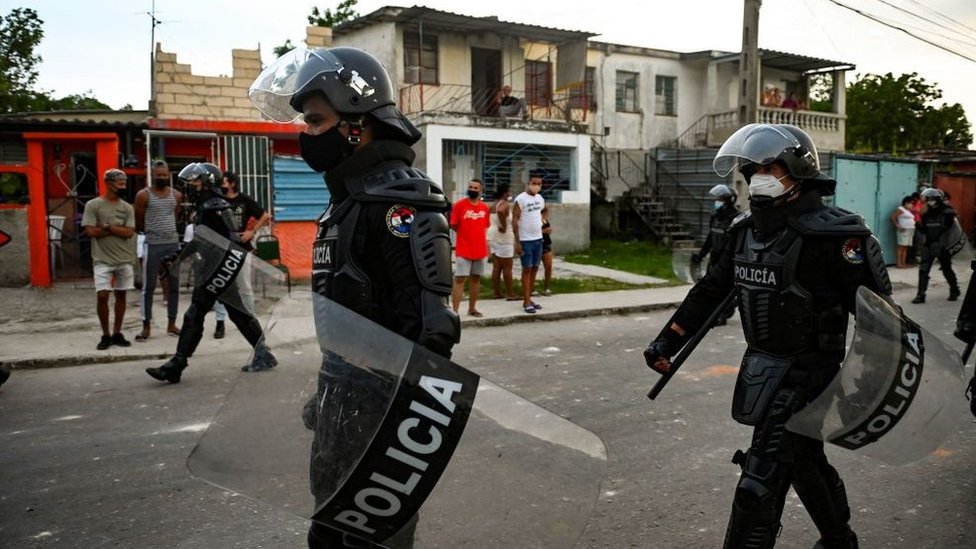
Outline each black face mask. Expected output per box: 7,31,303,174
466,189,480,200
152,178,169,188
300,125,354,174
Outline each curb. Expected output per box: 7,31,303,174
4,301,683,370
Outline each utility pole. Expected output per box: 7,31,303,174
148,0,161,116
738,0,762,126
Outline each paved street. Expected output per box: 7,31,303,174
2,276,975,548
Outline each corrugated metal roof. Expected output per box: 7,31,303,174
336,5,596,43
272,155,330,221
0,110,150,127
710,48,855,73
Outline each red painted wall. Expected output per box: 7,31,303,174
273,220,315,280
934,173,976,237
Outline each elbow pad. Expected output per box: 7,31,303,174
418,290,460,358
409,210,453,295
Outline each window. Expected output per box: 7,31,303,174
403,31,438,84
0,172,28,204
615,71,639,112
526,60,552,107
655,75,677,116
569,67,597,111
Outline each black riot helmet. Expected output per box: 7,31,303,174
920,187,945,207
708,183,737,203
178,162,223,189
249,47,421,145
714,123,835,196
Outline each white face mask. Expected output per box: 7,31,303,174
714,200,725,210
748,173,789,199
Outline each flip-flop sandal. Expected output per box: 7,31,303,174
530,302,542,310
468,310,484,317
523,305,537,314
167,330,181,337
135,333,150,342
505,296,521,301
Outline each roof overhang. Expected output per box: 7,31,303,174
712,49,855,74
336,5,596,44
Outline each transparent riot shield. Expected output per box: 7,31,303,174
786,287,967,465
672,247,708,284
187,294,607,548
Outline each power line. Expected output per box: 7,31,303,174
905,0,976,36
872,0,976,46
823,0,976,63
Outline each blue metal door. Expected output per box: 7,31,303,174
271,155,330,221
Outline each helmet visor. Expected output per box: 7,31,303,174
249,48,344,122
178,162,207,182
712,123,805,177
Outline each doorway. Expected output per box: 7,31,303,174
471,48,501,116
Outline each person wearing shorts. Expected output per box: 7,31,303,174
489,183,518,300
82,169,137,350
450,178,491,317
512,172,548,313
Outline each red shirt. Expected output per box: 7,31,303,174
450,198,491,259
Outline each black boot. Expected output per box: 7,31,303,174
242,342,278,372
146,355,187,384
911,294,925,304
949,287,961,301
0,365,10,387
813,533,859,549
214,320,225,339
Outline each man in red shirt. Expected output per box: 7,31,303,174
450,178,491,317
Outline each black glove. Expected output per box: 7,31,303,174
690,253,701,264
302,394,318,430
955,320,976,345
158,251,179,279
643,329,683,375
966,376,976,418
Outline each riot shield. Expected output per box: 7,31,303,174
786,287,967,465
672,247,708,284
174,224,288,318
187,294,607,548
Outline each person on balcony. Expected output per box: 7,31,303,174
495,85,527,119
781,91,801,110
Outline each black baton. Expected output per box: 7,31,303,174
647,290,736,400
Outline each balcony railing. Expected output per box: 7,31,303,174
398,83,592,123
707,107,845,150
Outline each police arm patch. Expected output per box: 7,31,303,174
386,205,416,238
842,238,865,264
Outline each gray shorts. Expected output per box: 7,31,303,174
455,257,487,277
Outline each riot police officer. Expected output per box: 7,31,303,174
911,187,960,304
692,183,739,325
249,47,459,549
644,124,892,549
146,162,277,384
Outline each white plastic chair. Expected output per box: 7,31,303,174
47,214,65,279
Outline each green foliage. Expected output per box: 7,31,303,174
274,1,361,58
0,8,45,113
564,238,677,281
846,72,973,153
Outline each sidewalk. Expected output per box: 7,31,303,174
0,257,941,370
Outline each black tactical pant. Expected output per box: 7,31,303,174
174,285,263,359
916,245,958,298
724,389,856,549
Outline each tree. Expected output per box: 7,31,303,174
0,8,45,113
846,72,972,153
274,1,361,57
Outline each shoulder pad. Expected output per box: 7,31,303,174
789,206,870,236
729,210,753,230
348,164,448,209
200,197,230,211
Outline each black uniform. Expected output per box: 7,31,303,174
914,202,960,301
662,190,891,549
954,260,976,416
147,188,271,383
698,203,738,262
306,140,459,549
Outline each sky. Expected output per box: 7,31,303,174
6,0,976,143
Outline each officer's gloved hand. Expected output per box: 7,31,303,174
159,251,179,278
955,320,976,344
643,329,682,375
302,394,318,430
966,376,976,418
